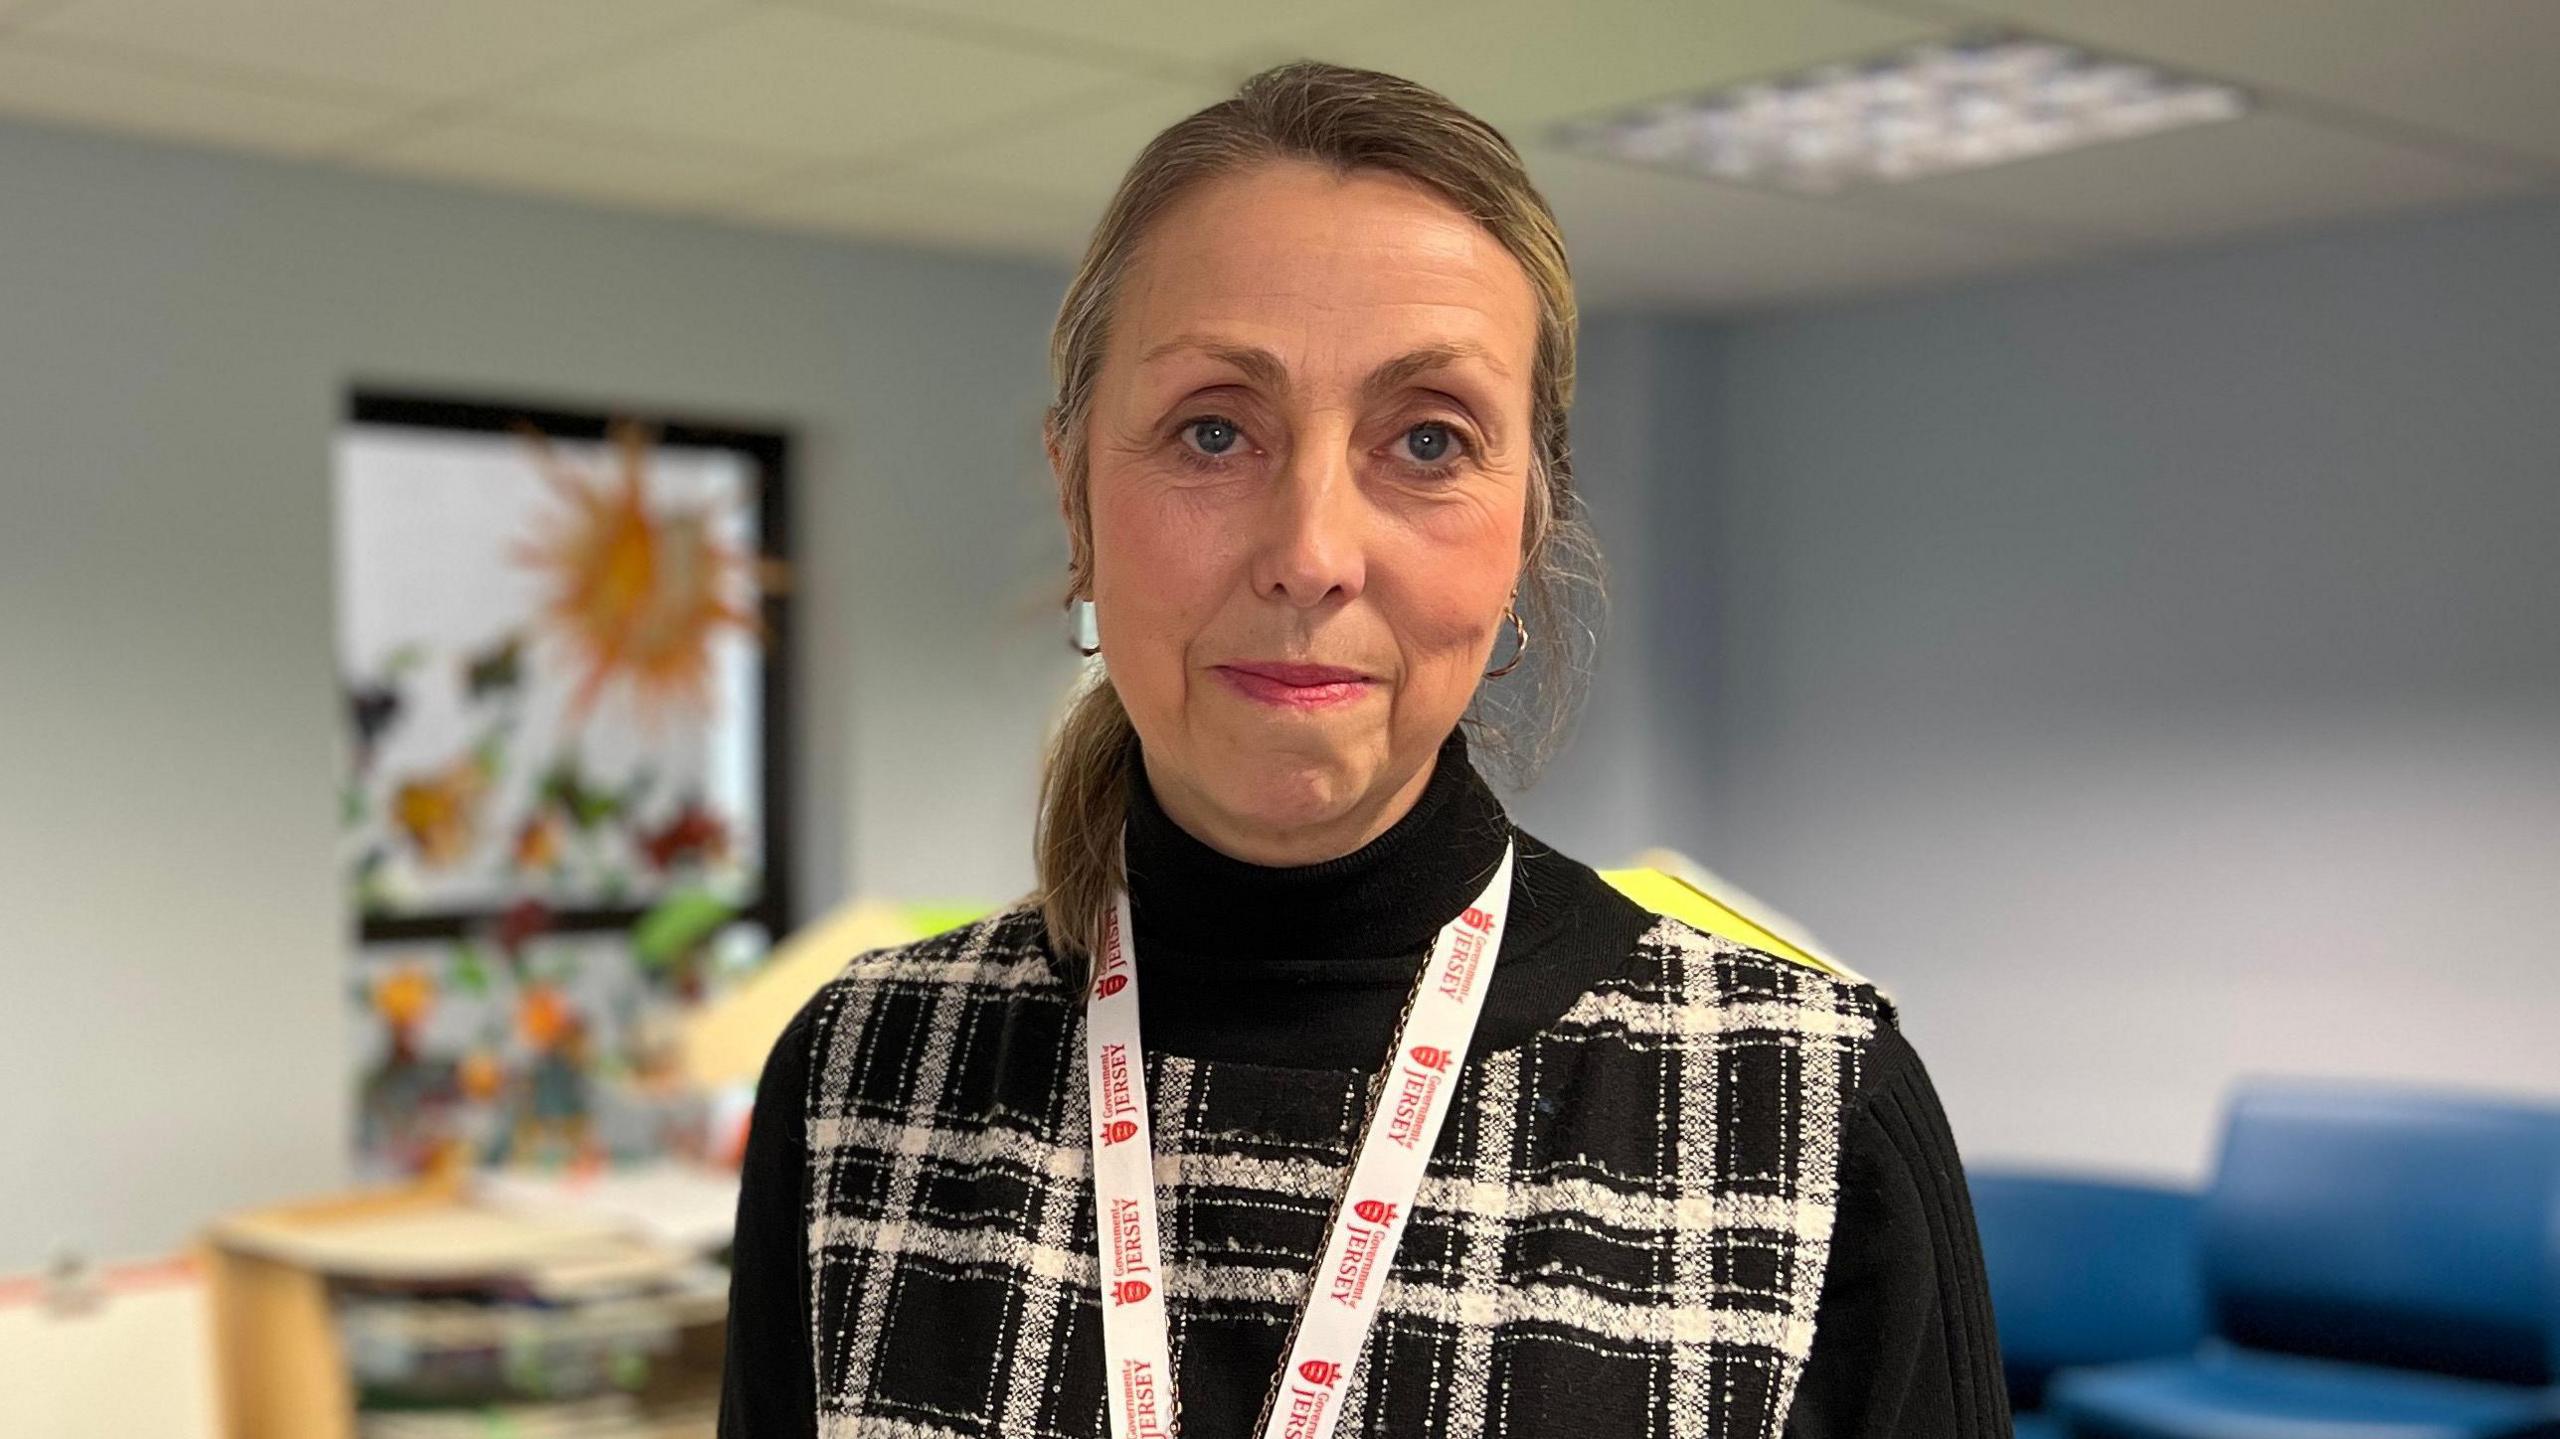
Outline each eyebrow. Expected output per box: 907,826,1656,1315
1136,335,1512,405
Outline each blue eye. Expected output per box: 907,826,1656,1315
1185,418,1241,456
1403,422,1459,464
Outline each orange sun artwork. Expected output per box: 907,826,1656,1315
508,417,783,728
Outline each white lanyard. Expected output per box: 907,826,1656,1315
1084,833,1517,1439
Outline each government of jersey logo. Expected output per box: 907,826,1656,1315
1279,1357,1345,1438
1437,924,1489,1000
1097,1041,1138,1146
1383,1042,1454,1150
1108,1194,1151,1290
1329,1198,1402,1307
1118,1356,1168,1438
1092,912,1130,1001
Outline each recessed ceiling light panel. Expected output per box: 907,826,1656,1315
1553,31,2252,193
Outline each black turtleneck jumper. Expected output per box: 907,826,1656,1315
719,729,2007,1437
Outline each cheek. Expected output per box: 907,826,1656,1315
1087,475,1229,681
1380,521,1523,686
1405,575,1512,665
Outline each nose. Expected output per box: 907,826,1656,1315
1249,431,1366,609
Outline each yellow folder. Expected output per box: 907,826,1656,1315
1599,850,1869,986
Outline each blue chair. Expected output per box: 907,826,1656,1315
2048,1082,2560,1439
1970,1171,2208,1439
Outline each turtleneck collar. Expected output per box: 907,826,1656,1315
1122,725,1514,971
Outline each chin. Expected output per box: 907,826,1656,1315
1202,738,1374,834
1218,752,1360,827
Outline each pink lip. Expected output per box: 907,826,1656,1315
1213,661,1377,709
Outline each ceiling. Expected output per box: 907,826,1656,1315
2,0,2554,313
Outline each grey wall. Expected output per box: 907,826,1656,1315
0,117,1083,1270
1648,196,2560,1180
1497,317,1674,856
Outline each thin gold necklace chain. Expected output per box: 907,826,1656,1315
1129,833,1515,1438
1239,920,1450,1439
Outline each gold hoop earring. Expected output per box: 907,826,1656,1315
1484,604,1529,678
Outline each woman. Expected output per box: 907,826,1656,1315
722,60,2007,1439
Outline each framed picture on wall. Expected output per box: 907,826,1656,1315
331,388,795,946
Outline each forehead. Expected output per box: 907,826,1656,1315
1108,161,1539,385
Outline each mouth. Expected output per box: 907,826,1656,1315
1211,661,1378,710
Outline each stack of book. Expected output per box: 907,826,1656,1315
202,1165,737,1439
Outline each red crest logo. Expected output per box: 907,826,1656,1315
1410,1044,1450,1071
1099,1119,1138,1146
1093,973,1127,999
1460,905,1493,932
1352,1198,1398,1226
1299,1359,1343,1387
1114,1278,1152,1306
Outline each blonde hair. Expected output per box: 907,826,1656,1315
1036,60,1603,972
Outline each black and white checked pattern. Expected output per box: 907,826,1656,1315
800,900,1884,1439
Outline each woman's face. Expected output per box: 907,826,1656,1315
1069,159,1539,864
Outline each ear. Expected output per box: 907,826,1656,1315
1044,417,1089,595
1044,416,1077,520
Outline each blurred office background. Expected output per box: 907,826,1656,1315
2,2,2556,1436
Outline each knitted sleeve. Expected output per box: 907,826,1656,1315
717,1001,820,1439
1782,1022,2013,1439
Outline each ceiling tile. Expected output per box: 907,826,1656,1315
353,113,809,216
777,0,1393,69
1266,0,1945,132
494,6,1141,164
908,79,1230,201
20,0,740,104
1903,0,2560,172
1525,149,2080,313
0,33,399,155
9,0,2550,314
729,168,1101,263
1880,108,2539,250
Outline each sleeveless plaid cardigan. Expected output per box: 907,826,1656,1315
798,899,1887,1438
